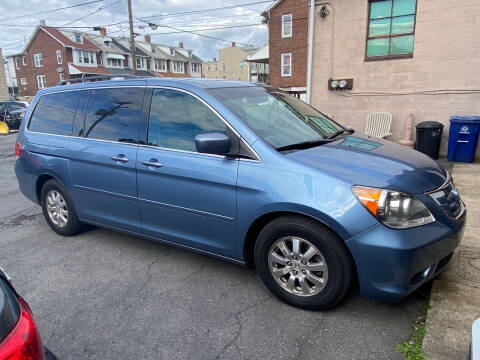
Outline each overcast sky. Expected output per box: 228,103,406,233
0,0,271,60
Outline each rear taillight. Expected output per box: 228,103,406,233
15,141,22,157
0,297,45,360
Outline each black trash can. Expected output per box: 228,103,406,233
415,121,444,159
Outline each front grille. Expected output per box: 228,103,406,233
428,180,463,219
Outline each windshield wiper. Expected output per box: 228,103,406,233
328,128,355,139
276,139,333,152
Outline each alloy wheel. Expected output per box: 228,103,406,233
46,190,68,228
268,236,328,296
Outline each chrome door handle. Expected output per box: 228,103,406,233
111,155,129,163
457,140,469,143
142,160,163,168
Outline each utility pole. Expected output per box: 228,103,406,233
127,0,137,75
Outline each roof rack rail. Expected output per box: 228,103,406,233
56,74,141,86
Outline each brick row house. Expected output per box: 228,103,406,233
10,25,203,98
262,0,309,100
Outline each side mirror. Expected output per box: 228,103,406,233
195,133,231,155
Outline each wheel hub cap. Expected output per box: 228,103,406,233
46,190,68,228
268,236,328,297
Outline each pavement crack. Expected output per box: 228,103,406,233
214,295,272,360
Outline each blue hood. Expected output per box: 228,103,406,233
285,134,447,194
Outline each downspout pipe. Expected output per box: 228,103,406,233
306,0,316,104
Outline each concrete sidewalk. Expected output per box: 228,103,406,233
423,162,480,359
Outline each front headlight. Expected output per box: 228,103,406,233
19,112,25,118
352,186,435,229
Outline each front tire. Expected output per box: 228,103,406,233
41,179,84,236
254,215,354,310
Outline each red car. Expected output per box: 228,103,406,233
0,267,54,360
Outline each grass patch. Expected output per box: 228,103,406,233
396,305,429,360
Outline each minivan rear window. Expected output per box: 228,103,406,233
28,91,80,135
84,88,144,144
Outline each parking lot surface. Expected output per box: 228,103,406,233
0,134,427,359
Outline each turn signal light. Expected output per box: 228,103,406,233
351,186,382,216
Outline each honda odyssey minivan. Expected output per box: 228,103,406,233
15,77,466,310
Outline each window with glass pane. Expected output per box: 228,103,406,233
148,89,227,152
366,0,416,59
84,88,143,144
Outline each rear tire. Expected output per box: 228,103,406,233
254,215,354,310
40,179,84,236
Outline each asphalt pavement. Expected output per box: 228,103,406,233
0,134,427,360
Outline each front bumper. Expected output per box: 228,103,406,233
346,216,466,302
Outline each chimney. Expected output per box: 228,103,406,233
145,35,151,44
213,57,216,62
39,19,46,26
179,41,184,48
100,27,107,36
232,42,235,47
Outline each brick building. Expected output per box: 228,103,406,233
13,26,108,98
10,25,203,98
308,0,480,157
262,0,309,100
136,37,203,78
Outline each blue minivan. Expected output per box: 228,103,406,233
15,77,466,309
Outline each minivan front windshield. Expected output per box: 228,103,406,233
209,86,345,150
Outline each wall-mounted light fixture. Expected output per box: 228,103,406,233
328,78,353,91
318,5,330,17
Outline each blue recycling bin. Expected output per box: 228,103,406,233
447,116,480,163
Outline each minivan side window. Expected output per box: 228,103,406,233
148,89,227,152
84,88,144,144
28,91,80,136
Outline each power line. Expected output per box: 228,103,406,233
61,0,121,27
143,23,265,36
141,1,274,20
220,0,261,12
0,0,107,23
135,16,258,46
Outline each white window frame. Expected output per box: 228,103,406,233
154,59,167,72
106,58,123,68
56,50,62,64
59,73,65,81
191,63,200,73
75,50,97,66
172,61,184,73
33,53,43,67
36,75,46,89
136,57,147,70
22,56,26,66
14,57,19,70
282,14,293,38
74,33,82,43
20,78,27,85
281,53,292,77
